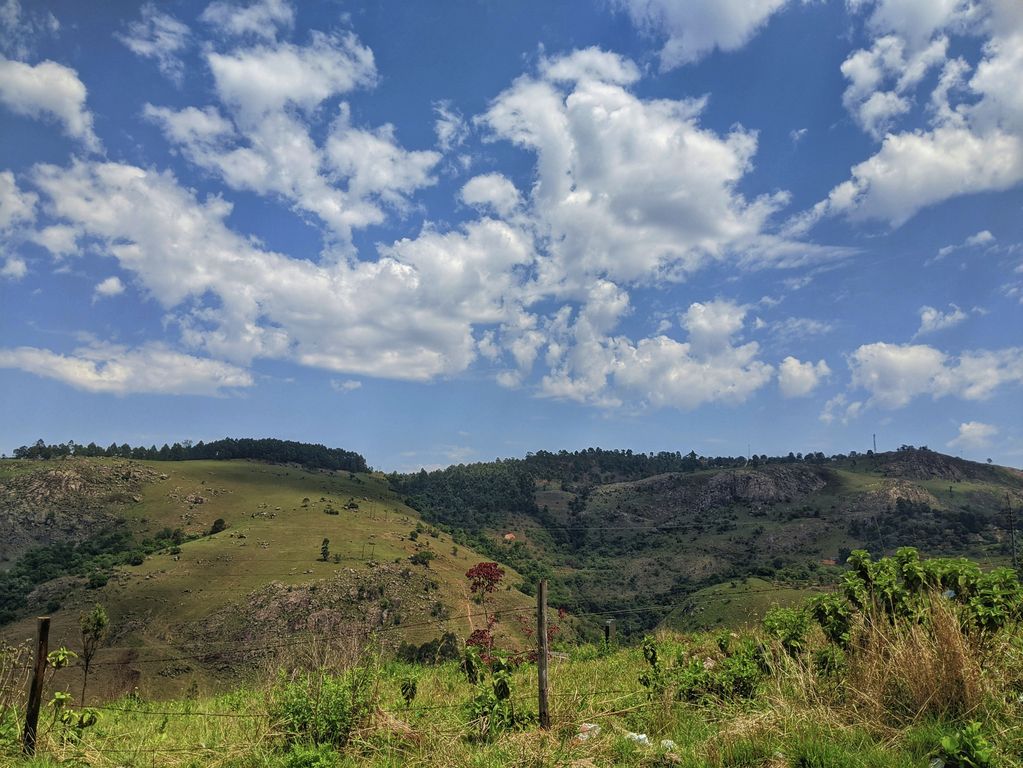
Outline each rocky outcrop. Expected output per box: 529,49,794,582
0,459,160,561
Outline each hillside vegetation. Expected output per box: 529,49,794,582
391,447,1023,637
0,456,533,700
2,550,1022,767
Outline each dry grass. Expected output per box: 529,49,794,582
845,597,984,724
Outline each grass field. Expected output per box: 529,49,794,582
1,459,534,700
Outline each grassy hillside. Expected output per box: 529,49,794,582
393,448,1023,638
0,458,534,700
4,550,1022,767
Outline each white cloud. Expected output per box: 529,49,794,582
778,356,830,397
147,32,439,241
0,0,59,60
0,56,99,151
117,3,189,84
848,341,1023,408
201,0,295,40
965,229,995,247
433,100,468,152
460,173,522,217
853,0,980,49
0,343,253,395
771,316,833,342
933,229,996,261
324,112,440,212
0,169,36,230
804,3,1023,228
206,32,375,117
330,378,361,392
915,303,966,336
947,420,998,449
819,393,864,424
481,48,834,291
28,160,532,381
540,297,775,410
93,276,124,299
840,34,947,138
30,223,77,256
1,254,26,279
617,0,790,70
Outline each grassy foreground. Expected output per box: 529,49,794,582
3,628,1022,766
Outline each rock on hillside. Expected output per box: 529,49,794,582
0,459,161,562
596,465,831,522
872,449,1010,483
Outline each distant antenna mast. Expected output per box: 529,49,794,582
872,433,877,453
1009,494,1018,573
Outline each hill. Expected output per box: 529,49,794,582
0,457,534,700
391,447,1023,637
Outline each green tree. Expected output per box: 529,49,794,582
80,604,109,704
320,538,330,562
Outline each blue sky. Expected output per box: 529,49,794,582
1,0,1021,470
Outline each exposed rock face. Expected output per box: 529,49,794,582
873,449,1007,483
596,465,832,523
0,459,160,561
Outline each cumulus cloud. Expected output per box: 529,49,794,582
460,173,522,218
0,170,36,231
616,0,790,70
840,34,947,138
947,420,998,449
0,56,100,150
28,160,532,381
93,276,124,300
778,356,830,397
819,393,865,425
146,30,440,241
848,341,1023,408
802,1,1023,228
117,3,189,84
915,304,966,336
540,298,775,410
0,343,253,395
481,47,838,292
1,254,26,279
201,0,295,40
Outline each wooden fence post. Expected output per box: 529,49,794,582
22,616,50,755
537,580,550,729
604,618,616,646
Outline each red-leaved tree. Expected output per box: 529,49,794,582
466,561,504,623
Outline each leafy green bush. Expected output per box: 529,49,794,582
280,743,341,768
763,606,810,655
269,670,373,749
463,648,533,741
639,635,765,703
937,722,993,768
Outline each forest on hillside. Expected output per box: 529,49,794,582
9,438,368,473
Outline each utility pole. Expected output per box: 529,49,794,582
872,433,877,453
536,580,550,729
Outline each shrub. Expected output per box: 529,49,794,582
937,722,994,768
269,670,374,749
763,606,810,656
409,550,436,567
